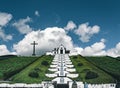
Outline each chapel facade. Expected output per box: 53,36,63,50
53,44,70,54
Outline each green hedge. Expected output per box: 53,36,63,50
41,61,49,66
85,71,99,79
77,62,83,66
29,71,39,78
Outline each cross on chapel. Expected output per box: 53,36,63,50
31,41,38,56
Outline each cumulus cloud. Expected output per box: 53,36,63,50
107,42,120,57
0,12,12,27
71,39,120,57
70,47,83,56
12,24,120,57
35,11,40,16
73,39,106,56
0,27,12,41
0,45,10,55
74,23,100,42
64,21,76,31
0,12,13,41
13,27,74,56
12,16,32,34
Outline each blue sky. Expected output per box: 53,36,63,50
0,0,120,57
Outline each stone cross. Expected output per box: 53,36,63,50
31,41,38,56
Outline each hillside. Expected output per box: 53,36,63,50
85,56,120,82
11,55,53,83
0,55,119,84
70,55,115,83
0,55,38,81
0,55,17,60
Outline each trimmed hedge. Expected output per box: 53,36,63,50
34,68,41,72
41,61,49,66
85,71,98,79
28,71,39,78
77,62,83,66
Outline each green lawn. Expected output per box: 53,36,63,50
70,55,115,83
85,56,120,81
0,56,37,80
12,55,53,83
0,54,118,84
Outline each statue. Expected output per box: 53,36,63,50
31,41,38,56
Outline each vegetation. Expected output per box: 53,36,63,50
77,62,83,66
29,71,39,78
116,57,120,61
0,56,37,80
0,55,17,60
0,54,119,84
70,55,115,83
85,71,98,79
12,55,53,83
41,60,49,66
85,56,120,81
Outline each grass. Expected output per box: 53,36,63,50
0,54,118,84
11,55,53,83
0,56,37,80
85,56,120,81
70,55,115,83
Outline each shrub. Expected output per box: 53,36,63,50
85,71,98,79
77,62,83,66
41,61,49,66
28,71,39,78
34,68,41,72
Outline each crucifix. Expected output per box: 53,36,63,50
31,41,38,56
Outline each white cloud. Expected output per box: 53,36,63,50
72,47,83,55
74,39,106,56
0,45,10,55
74,23,100,42
11,23,120,57
0,12,12,27
64,21,77,31
101,38,106,43
0,28,12,41
72,39,120,57
0,12,13,41
13,27,74,56
35,11,40,16
107,42,120,57
12,17,32,34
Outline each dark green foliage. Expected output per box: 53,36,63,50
70,55,114,83
29,71,39,78
41,61,49,66
34,68,41,72
85,71,98,79
0,56,37,80
4,69,22,80
12,55,53,83
77,62,83,66
0,55,17,60
85,56,120,81
116,57,120,61
73,56,78,59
